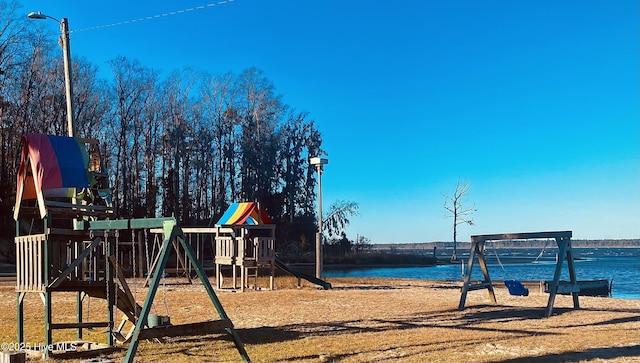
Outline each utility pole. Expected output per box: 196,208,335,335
28,12,75,137
60,18,75,137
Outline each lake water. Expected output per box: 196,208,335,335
325,249,640,300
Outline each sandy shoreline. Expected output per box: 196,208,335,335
1,277,639,362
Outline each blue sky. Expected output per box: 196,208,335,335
18,0,639,242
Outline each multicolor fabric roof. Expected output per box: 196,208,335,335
14,133,91,219
216,202,273,225
16,133,90,200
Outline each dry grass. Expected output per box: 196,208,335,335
1,276,639,362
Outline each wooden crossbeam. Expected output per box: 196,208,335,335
50,281,107,292
45,200,114,212
555,284,581,294
467,282,493,291
50,322,109,330
138,320,233,340
471,231,572,242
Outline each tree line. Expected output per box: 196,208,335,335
0,1,359,259
372,239,640,252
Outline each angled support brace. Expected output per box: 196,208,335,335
545,236,579,317
458,240,496,310
123,221,250,363
49,237,102,289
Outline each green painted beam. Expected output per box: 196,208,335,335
77,217,176,231
131,217,176,230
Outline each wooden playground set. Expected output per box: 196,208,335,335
10,133,331,362
9,132,590,362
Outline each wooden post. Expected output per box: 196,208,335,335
106,234,114,346
179,228,250,362
124,223,178,363
458,240,496,310
44,235,51,358
476,241,497,304
563,237,580,309
0,350,26,363
76,292,83,339
16,293,24,344
75,238,83,340
45,291,52,358
545,235,579,317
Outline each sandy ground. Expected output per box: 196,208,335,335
1,277,639,362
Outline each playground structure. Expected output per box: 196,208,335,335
145,202,330,291
209,202,332,290
213,202,277,291
13,133,250,362
458,230,578,317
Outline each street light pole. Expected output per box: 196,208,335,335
28,12,75,137
60,18,75,137
310,157,328,279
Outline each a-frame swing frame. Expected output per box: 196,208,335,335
458,230,578,317
82,217,250,363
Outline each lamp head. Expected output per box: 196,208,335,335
310,157,328,167
27,11,47,20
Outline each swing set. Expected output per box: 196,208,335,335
458,231,578,317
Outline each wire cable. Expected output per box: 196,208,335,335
70,0,236,34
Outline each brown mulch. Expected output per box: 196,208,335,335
1,277,639,362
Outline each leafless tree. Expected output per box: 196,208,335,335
443,179,476,260
354,235,371,253
200,71,237,219
108,56,159,217
236,68,283,203
323,200,359,239
0,20,333,253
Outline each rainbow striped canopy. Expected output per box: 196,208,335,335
14,133,91,219
216,202,273,225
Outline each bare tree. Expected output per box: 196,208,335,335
323,200,359,239
443,179,476,260
354,235,371,253
200,71,238,219
108,56,158,217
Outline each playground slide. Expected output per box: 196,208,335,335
85,287,140,321
274,256,332,290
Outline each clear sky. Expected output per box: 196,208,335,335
17,0,639,242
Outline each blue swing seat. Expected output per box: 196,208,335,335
504,280,529,296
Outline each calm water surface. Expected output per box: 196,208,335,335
325,252,640,299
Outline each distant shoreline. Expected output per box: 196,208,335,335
372,240,640,250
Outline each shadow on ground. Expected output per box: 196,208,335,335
493,344,640,363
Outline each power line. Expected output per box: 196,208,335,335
70,0,235,34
